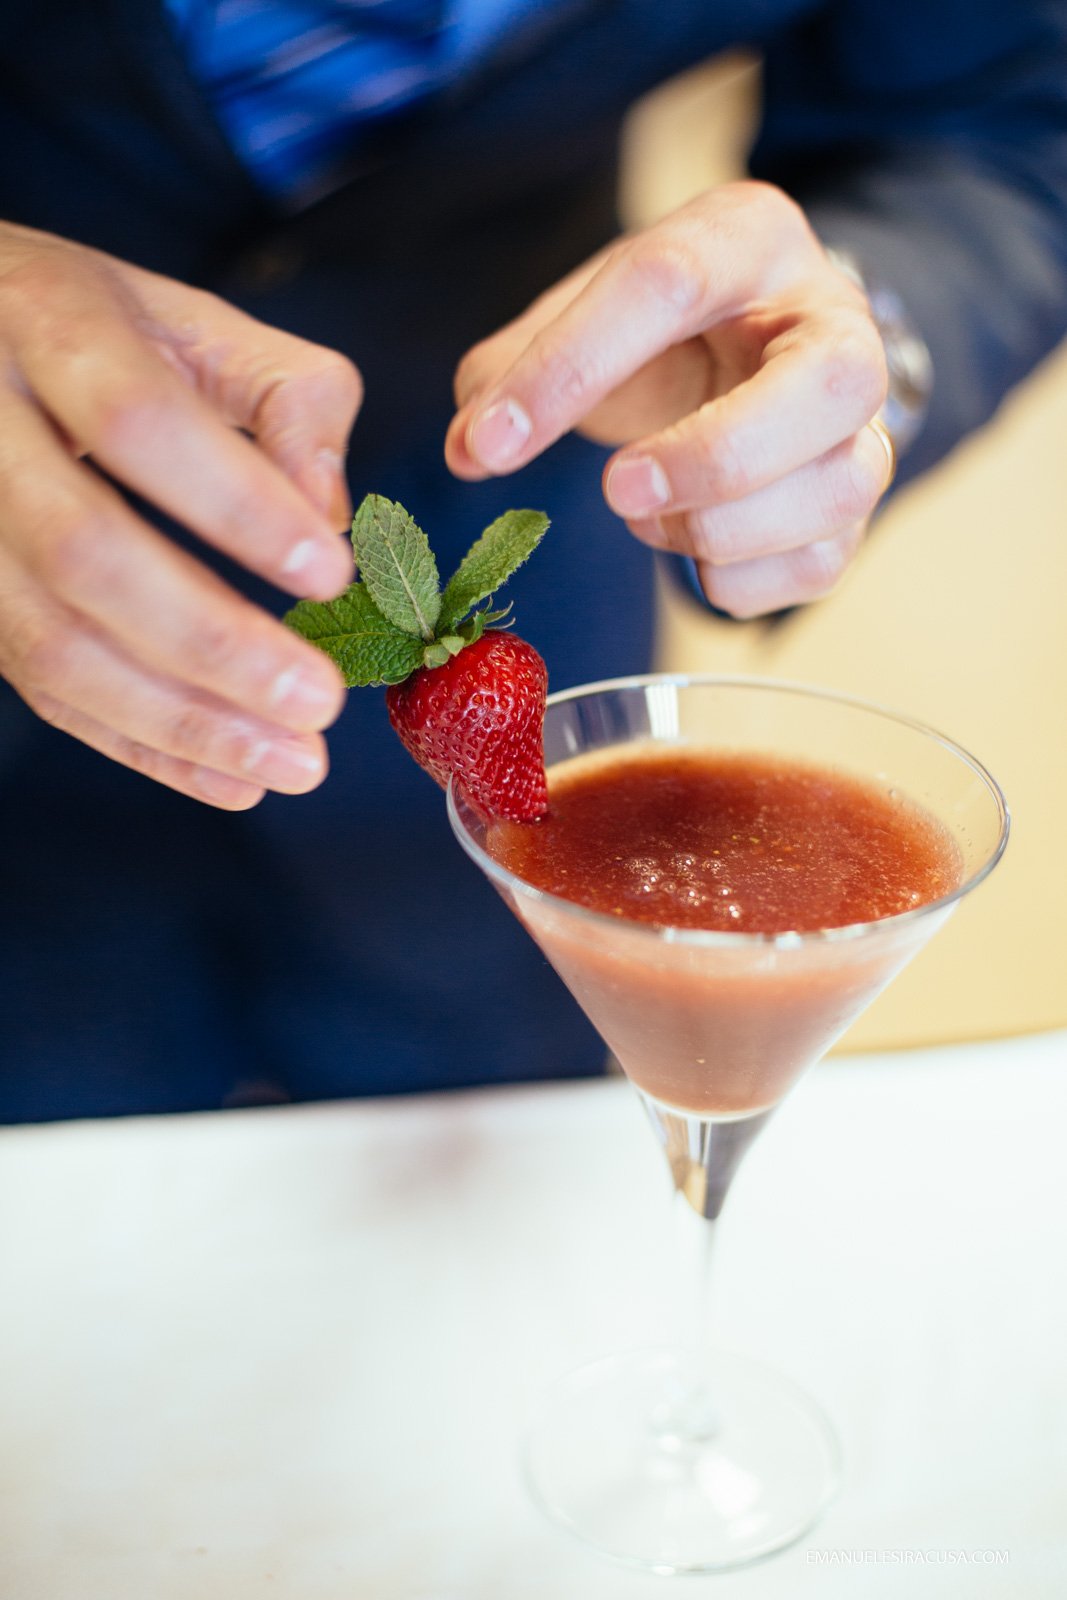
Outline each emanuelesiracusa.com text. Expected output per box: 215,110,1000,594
806,1549,1010,1566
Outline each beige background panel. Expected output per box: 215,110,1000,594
621,57,1066,1047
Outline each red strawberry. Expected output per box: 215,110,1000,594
386,631,548,820
285,496,553,818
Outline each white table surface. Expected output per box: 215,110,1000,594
2,1032,1065,1599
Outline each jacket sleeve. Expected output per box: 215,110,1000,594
751,0,1067,483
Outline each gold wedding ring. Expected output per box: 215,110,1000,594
867,415,897,491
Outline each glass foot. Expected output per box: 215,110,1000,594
522,1347,840,1575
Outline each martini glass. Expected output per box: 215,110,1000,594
447,675,1008,1574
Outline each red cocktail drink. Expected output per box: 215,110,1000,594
447,676,1007,1575
487,746,961,1115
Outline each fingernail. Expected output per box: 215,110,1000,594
280,536,352,597
606,456,671,517
242,738,325,790
268,664,342,726
468,398,532,471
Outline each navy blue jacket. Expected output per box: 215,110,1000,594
1,1,1065,1119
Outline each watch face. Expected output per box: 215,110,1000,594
888,331,934,407
867,287,934,450
821,246,933,451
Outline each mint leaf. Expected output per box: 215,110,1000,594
438,509,548,632
285,585,424,687
350,495,441,641
285,496,547,696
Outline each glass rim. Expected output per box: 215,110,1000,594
446,672,1010,950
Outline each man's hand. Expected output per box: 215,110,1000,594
0,222,360,808
447,182,893,617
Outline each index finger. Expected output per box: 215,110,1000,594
123,267,362,527
9,264,353,600
0,387,347,733
450,196,791,478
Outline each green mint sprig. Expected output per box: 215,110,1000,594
284,494,549,687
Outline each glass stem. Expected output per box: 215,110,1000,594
674,1193,719,1363
638,1099,772,1444
668,1194,722,1439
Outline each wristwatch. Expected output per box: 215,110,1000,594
825,245,934,457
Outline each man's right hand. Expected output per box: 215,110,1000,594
0,222,361,808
